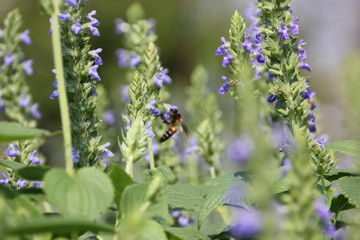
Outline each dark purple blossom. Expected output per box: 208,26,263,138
30,149,42,165
31,103,42,119
300,61,312,72
59,11,71,22
103,110,116,125
267,93,277,103
4,52,15,66
308,112,317,133
254,32,263,44
145,123,155,138
20,94,31,108
268,73,276,81
5,144,21,157
21,29,31,45
101,142,114,158
72,148,80,163
153,68,172,87
66,0,78,7
215,37,233,67
50,90,59,99
130,52,141,67
290,16,300,35
278,22,290,40
115,18,128,35
91,48,103,65
242,36,254,53
148,100,161,115
315,197,336,237
302,87,317,109
23,59,33,75
88,65,101,81
16,178,27,188
218,76,231,95
119,85,130,103
227,136,254,166
254,46,266,64
230,209,263,238
71,19,83,34
0,173,9,184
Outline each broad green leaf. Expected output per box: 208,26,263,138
325,140,360,157
163,226,211,240
121,183,148,216
268,167,289,194
198,172,250,229
165,184,210,210
330,194,355,213
0,121,50,143
324,168,360,181
145,193,169,224
43,168,114,220
0,159,26,171
147,165,176,184
8,217,114,235
337,177,360,209
17,166,50,181
108,164,133,208
118,216,167,240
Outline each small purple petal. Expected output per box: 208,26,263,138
71,19,83,34
66,0,78,7
23,59,34,75
88,65,101,81
30,149,42,164
31,103,42,119
72,148,80,163
59,11,71,22
21,29,31,45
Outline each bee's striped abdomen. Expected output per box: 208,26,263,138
160,125,178,142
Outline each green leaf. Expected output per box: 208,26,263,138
8,217,114,236
324,168,360,181
0,159,26,171
197,172,251,229
148,165,176,184
43,168,114,220
121,183,148,216
118,216,167,240
325,140,360,157
17,166,50,181
337,177,360,209
165,184,209,210
269,167,289,194
0,121,50,143
330,194,355,213
163,226,211,240
108,164,133,209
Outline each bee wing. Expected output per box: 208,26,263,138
181,123,191,137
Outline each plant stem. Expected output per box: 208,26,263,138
209,166,216,179
125,161,133,178
51,2,74,176
148,139,155,170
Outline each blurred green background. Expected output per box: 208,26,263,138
1,0,359,166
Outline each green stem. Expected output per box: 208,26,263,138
125,161,133,178
209,166,216,179
51,2,74,176
148,139,155,170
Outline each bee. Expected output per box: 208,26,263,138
160,108,190,142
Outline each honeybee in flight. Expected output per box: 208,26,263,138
160,108,190,142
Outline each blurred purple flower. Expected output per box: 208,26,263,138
254,46,266,64
31,103,42,119
315,135,329,149
50,90,59,99
178,213,190,227
59,10,71,22
147,18,157,35
271,123,294,153
103,110,116,125
218,76,231,95
21,29,31,45
31,181,42,187
116,49,129,67
88,65,101,81
71,19,83,34
101,142,114,158
5,144,21,157
278,22,290,40
242,35,253,53
130,52,141,67
267,93,277,103
92,85,98,96
145,123,155,138
315,197,335,237
119,85,130,103
154,68,172,87
16,178,27,188
280,157,292,177
20,94,31,108
30,149,42,165
230,209,263,238
23,59,34,75
72,148,80,163
91,48,103,65
0,92,5,111
148,100,161,115
0,173,9,184
115,18,128,35
66,0,78,7
4,52,15,66
300,61,312,72
227,136,254,166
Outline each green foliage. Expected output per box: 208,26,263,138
0,121,49,143
108,163,133,209
43,168,114,220
337,177,360,209
163,226,211,240
326,140,360,157
17,166,50,181
166,184,209,210
118,216,167,240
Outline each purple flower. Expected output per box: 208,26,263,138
16,178,27,188
302,87,317,109
30,149,42,165
59,11,71,22
0,92,5,111
230,209,263,238
88,65,101,81
21,29,31,45
278,22,290,40
119,85,130,103
280,157,292,177
178,213,190,227
66,0,78,7
145,123,155,138
130,52,141,67
148,100,161,115
147,18,157,35
116,49,129,67
72,148,80,163
215,37,233,67
254,46,266,64
0,173,9,184
87,10,100,26
242,36,253,53
315,135,328,149
271,123,294,153
90,48,103,65
227,136,254,166
50,90,59,99
71,19,83,34
89,25,100,36
4,52,15,66
23,59,33,75
115,18,128,35
5,144,21,157
153,68,172,88
92,85,98,96
267,93,277,103
31,181,42,187
218,76,231,95
254,32,263,44
184,138,198,155
315,197,336,237
171,211,181,218
297,39,307,60
300,61,312,72
308,112,317,133
101,142,114,158
290,16,300,35
20,94,31,108
31,103,42,119
103,110,116,125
